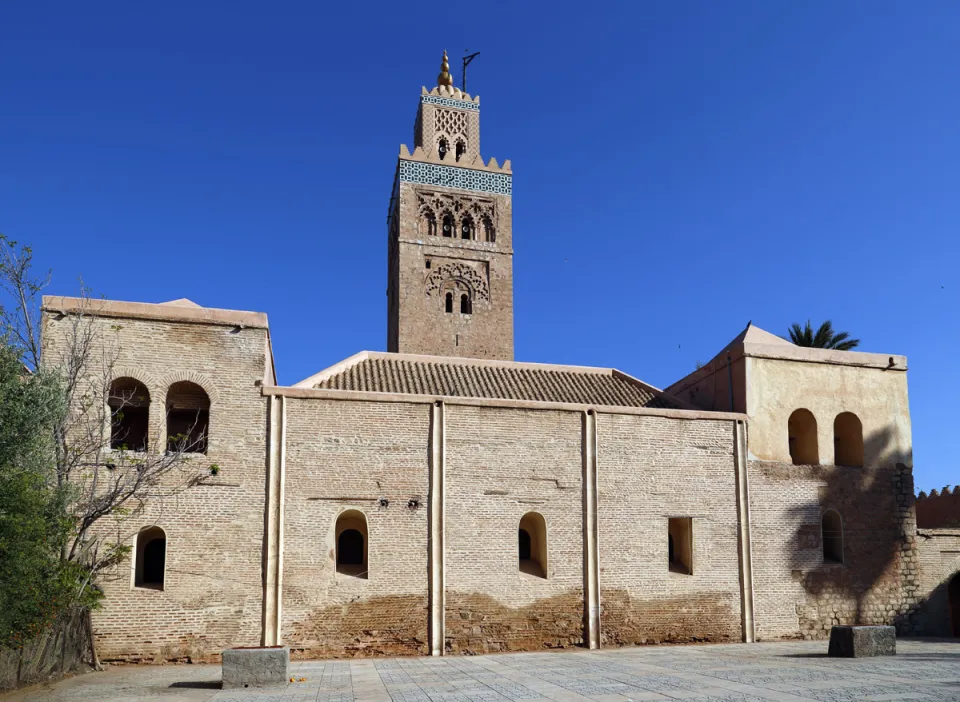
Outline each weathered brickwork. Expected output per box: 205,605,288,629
280,398,430,658
444,406,584,652
35,60,939,663
41,306,270,662
598,415,743,645
747,461,914,641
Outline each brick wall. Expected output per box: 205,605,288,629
280,398,431,658
444,406,584,653
598,415,744,645
42,309,270,661
904,529,960,636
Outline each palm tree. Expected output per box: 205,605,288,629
788,320,860,350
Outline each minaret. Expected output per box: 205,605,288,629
386,51,514,360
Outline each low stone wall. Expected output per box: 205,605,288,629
0,608,93,692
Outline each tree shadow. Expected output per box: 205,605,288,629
168,680,222,689
785,425,921,634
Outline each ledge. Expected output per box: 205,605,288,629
42,296,269,329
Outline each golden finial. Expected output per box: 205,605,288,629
437,50,453,88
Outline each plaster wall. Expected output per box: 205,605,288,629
746,356,912,468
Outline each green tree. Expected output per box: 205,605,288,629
0,236,203,658
787,320,860,350
0,342,80,648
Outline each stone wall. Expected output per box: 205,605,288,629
748,460,916,640
389,180,514,360
41,302,271,662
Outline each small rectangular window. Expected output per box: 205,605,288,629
668,517,693,575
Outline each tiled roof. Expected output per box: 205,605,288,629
304,353,682,409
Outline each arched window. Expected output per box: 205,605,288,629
166,381,210,454
441,213,454,238
460,293,472,315
483,216,495,243
518,512,547,578
335,509,368,578
949,573,960,637
108,378,150,452
821,510,843,564
455,139,466,162
135,526,166,590
788,409,818,465
421,209,437,237
445,292,453,313
461,216,474,240
438,138,448,160
834,412,863,467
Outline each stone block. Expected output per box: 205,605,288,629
828,625,896,657
221,646,289,689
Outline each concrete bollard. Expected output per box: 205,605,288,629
828,626,896,658
221,645,290,689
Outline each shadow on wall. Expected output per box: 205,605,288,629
786,425,919,635
900,572,960,638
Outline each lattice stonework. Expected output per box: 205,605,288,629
420,95,480,112
399,161,512,196
416,190,495,221
425,262,490,301
435,108,467,139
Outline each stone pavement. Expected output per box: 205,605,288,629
2,639,959,702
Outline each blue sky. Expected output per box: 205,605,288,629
2,2,957,491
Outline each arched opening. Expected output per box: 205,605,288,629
834,412,864,467
455,139,466,162
949,573,960,637
518,512,547,578
821,510,843,564
335,509,368,578
420,209,437,237
108,378,150,452
438,138,448,160
445,292,453,313
482,216,495,243
441,213,454,238
460,216,474,240
166,381,210,454
460,293,472,315
134,526,166,590
788,409,819,465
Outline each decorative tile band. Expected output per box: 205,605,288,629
398,160,512,196
420,95,480,112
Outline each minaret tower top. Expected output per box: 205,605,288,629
385,53,515,360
